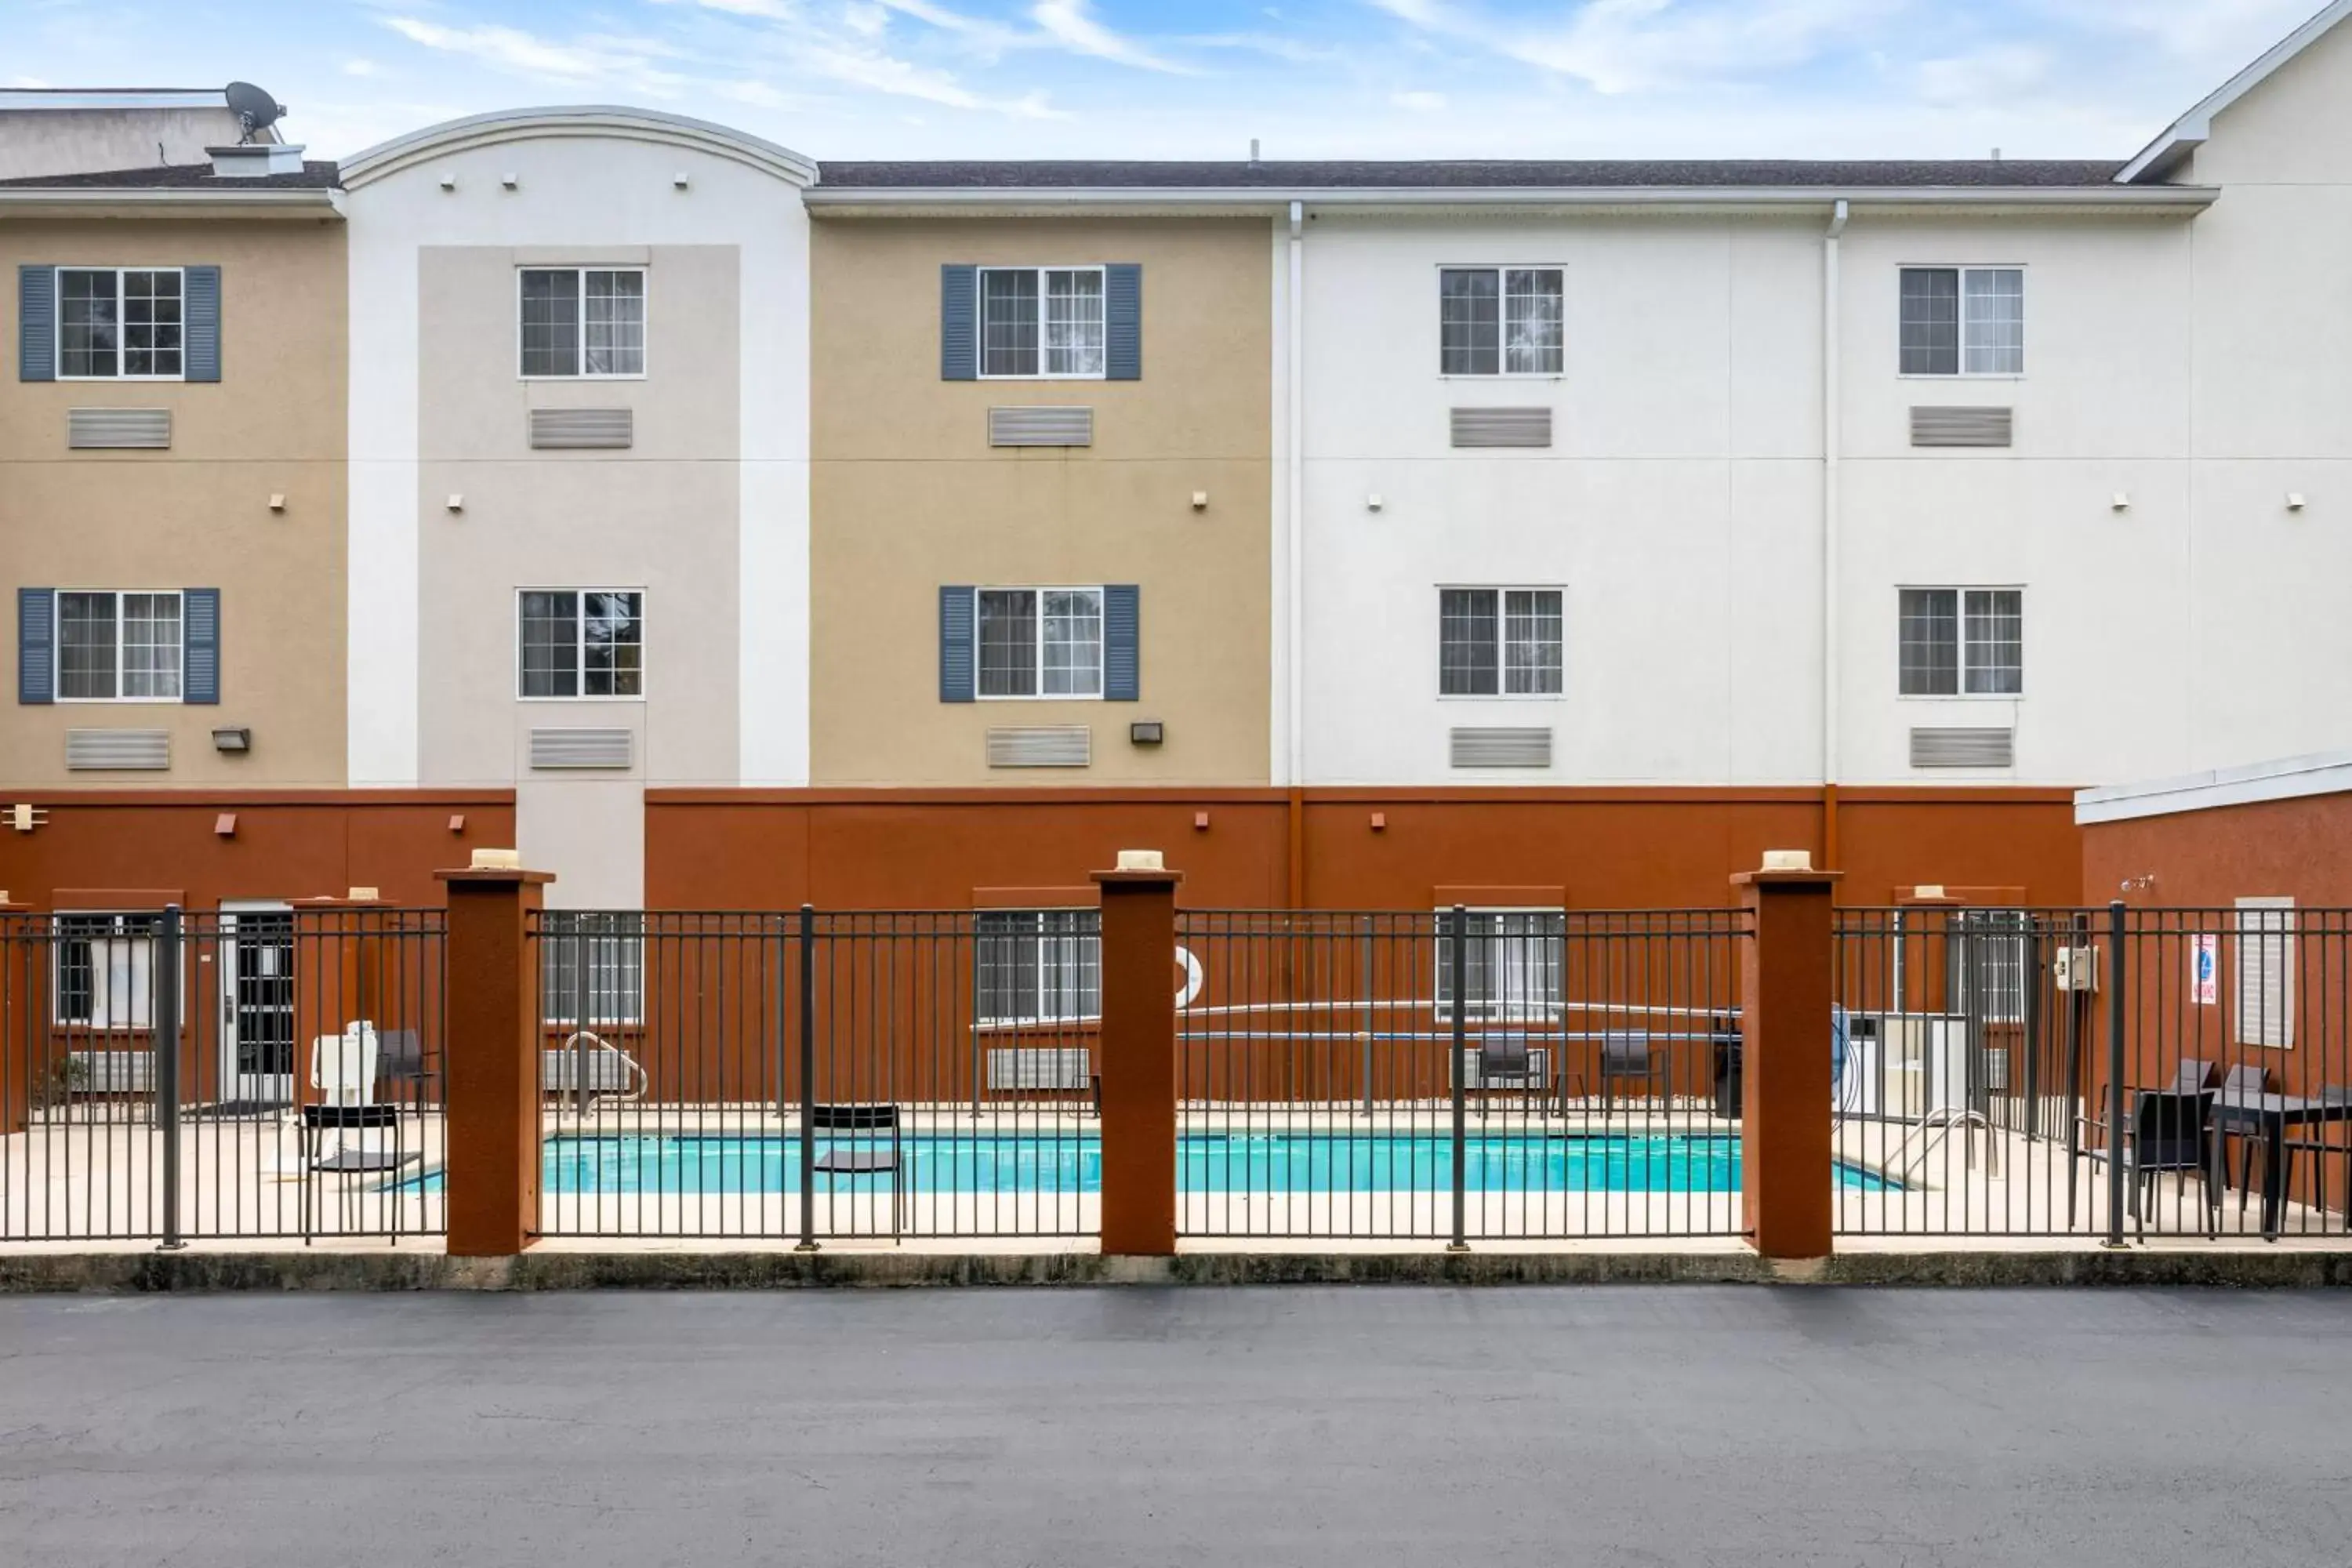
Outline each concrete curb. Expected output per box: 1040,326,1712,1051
5,1247,2352,1292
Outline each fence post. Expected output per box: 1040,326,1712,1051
797,902,817,1253
437,854,554,1258
2104,898,2128,1249
0,894,34,1141
1733,855,1842,1261
1448,905,1468,1252
1093,852,1182,1257
155,904,184,1250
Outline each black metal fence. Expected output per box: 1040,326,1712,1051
1174,909,1750,1240
0,907,445,1243
1834,905,2352,1240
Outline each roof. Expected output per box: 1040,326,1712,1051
0,160,339,191
816,158,2127,191
341,106,815,190
2120,0,2352,181
2077,750,2352,826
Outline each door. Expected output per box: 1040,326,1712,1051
220,906,296,1106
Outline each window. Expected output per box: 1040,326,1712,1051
57,267,183,379
1952,909,2028,1025
55,590,182,702
976,588,1104,699
519,591,643,699
978,267,1104,378
1439,588,1562,697
1898,589,2020,697
540,914,644,1027
1439,267,1563,376
1900,267,2023,376
976,910,1101,1025
54,913,157,1029
1436,910,1565,1022
2234,898,2295,1049
519,268,645,377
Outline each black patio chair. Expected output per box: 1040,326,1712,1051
299,1103,416,1243
2080,1088,2219,1240
810,1104,907,1240
2220,1063,2274,1215
1470,1032,1541,1116
2279,1083,2352,1229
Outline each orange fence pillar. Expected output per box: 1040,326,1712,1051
0,896,34,1138
437,857,553,1257
1093,852,1181,1257
1735,855,1841,1261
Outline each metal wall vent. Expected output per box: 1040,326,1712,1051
1909,406,2013,448
1909,727,2015,768
986,1047,1093,1091
988,406,1094,447
528,728,634,770
1449,727,1554,769
67,408,171,449
985,725,1091,768
1450,407,1553,448
528,408,633,449
66,729,169,770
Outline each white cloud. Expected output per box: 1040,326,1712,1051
1374,0,1903,94
1030,0,1192,73
1916,44,2050,107
379,17,692,94
342,58,384,78
1392,89,1446,111
843,2,890,36
796,39,1067,115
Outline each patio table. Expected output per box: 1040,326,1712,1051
2211,1089,2352,1239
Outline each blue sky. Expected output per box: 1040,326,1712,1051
0,0,2329,162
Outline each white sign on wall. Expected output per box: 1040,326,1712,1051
2192,935,2219,1006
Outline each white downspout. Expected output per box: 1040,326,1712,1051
1286,199,1305,789
1823,198,1848,801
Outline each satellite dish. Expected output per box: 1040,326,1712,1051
224,82,285,144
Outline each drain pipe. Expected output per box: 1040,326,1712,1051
1822,198,1849,869
1285,199,1306,905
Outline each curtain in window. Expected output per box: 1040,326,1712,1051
583,271,645,376
119,593,182,700
1503,589,1563,695
1962,268,2024,376
1502,268,1563,375
1962,590,2022,695
1043,270,1105,376
1041,590,1103,696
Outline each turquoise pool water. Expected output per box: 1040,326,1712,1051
418,1133,1893,1195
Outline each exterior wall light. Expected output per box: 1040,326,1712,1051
1130,720,1165,746
212,727,252,753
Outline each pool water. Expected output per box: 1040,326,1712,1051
423,1132,1894,1196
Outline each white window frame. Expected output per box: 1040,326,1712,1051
540,915,646,1028
1436,264,1566,379
975,908,1102,1026
54,265,187,382
972,586,1106,702
1434,907,1566,1025
1897,263,2026,379
52,589,185,705
1896,586,2024,700
2234,897,2295,1051
1436,585,1565,700
53,912,158,1030
975,264,1108,382
516,266,648,382
514,589,647,702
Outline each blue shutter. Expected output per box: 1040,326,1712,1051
941,264,978,382
939,586,975,702
183,266,221,383
19,266,55,382
183,588,220,705
17,589,54,704
1103,584,1139,702
1105,264,1142,381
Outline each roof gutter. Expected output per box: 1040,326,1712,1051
804,184,2217,211
0,187,339,215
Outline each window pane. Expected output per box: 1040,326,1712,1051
1963,589,2022,695
583,271,645,376
1899,268,1959,376
975,911,1040,1023
583,591,643,698
1041,590,1103,697
1438,911,1564,1019
1963,268,2023,376
1502,589,1562,695
1439,588,1499,695
121,270,182,377
519,590,579,697
1439,269,1500,376
118,591,182,700
976,589,1038,696
541,913,644,1025
980,269,1039,377
1043,270,1104,376
519,270,580,377
1502,268,1563,375
1955,910,2028,1025
59,269,118,378
1040,909,1101,1019
56,592,118,700
975,910,1098,1023
1898,588,1958,695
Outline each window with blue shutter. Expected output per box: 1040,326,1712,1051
18,588,54,703
19,267,55,383
183,266,221,383
941,265,978,382
183,588,220,704
939,585,975,702
1105,264,1142,382
1104,584,1139,701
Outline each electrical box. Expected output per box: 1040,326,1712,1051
2053,945,2100,993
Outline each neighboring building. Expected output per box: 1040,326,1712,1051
0,86,289,182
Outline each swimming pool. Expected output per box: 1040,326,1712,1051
432,1132,1895,1196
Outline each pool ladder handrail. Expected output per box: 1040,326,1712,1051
1884,1105,2002,1185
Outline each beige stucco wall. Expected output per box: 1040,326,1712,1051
810,217,1272,786
0,216,347,786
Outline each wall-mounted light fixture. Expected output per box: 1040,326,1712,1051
8,804,46,833
1369,811,1387,832
268,493,287,513
1367,494,1384,512
437,172,457,191
673,172,691,189
1193,811,1210,831
446,493,465,513
500,172,519,190
1129,720,1165,746
211,727,252,753
1190,491,1209,511
2111,492,2130,512
448,813,466,833
2288,493,2308,512
214,812,237,838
